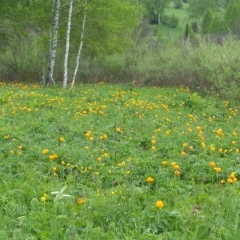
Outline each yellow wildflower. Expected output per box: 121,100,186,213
115,127,121,133
156,200,164,209
161,161,167,166
227,178,233,184
146,177,154,183
214,167,222,173
77,198,85,205
209,162,216,167
42,149,49,154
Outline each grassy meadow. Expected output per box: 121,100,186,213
1,82,240,239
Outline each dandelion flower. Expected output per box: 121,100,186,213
146,177,154,183
115,127,121,133
214,167,222,173
59,137,65,142
42,149,49,154
181,151,186,156
209,162,216,167
156,200,164,209
161,161,167,166
227,178,233,184
174,170,181,176
77,198,85,205
230,172,236,179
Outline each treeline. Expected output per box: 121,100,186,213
0,0,240,103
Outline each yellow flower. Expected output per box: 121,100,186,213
220,180,225,184
59,137,65,142
52,167,57,172
115,127,121,133
151,139,156,145
41,196,47,202
210,145,215,151
146,177,154,183
227,178,233,184
189,146,194,151
77,198,85,205
171,162,176,167
49,154,58,160
161,161,167,166
155,200,164,209
40,193,48,202
97,157,102,162
230,172,236,179
18,146,23,150
174,170,181,176
183,143,188,147
151,146,156,151
42,149,49,154
209,162,216,167
49,155,55,160
85,131,91,137
196,126,201,131
165,130,171,135
103,134,108,140
233,177,238,183
173,164,180,170
181,151,187,156
214,167,222,173
4,134,10,139
218,148,223,153
216,129,224,137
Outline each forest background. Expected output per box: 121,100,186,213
1,0,240,102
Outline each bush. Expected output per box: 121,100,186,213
174,0,183,9
162,15,179,28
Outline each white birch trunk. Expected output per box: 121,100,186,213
47,0,61,86
71,0,88,88
63,0,73,88
157,12,161,25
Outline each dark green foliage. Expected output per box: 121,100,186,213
191,21,199,33
174,0,183,9
202,8,214,34
224,0,240,34
162,14,179,28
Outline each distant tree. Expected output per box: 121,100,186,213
224,0,240,34
140,0,170,25
188,0,218,21
201,8,214,34
208,16,225,34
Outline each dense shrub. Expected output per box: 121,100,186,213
162,15,179,28
174,0,183,9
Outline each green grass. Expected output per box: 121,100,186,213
1,82,240,239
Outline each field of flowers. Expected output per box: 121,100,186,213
1,82,240,239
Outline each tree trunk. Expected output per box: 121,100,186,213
46,0,60,86
71,0,88,87
157,12,161,25
63,0,73,88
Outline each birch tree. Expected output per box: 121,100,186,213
63,0,74,88
45,0,61,86
71,0,88,88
